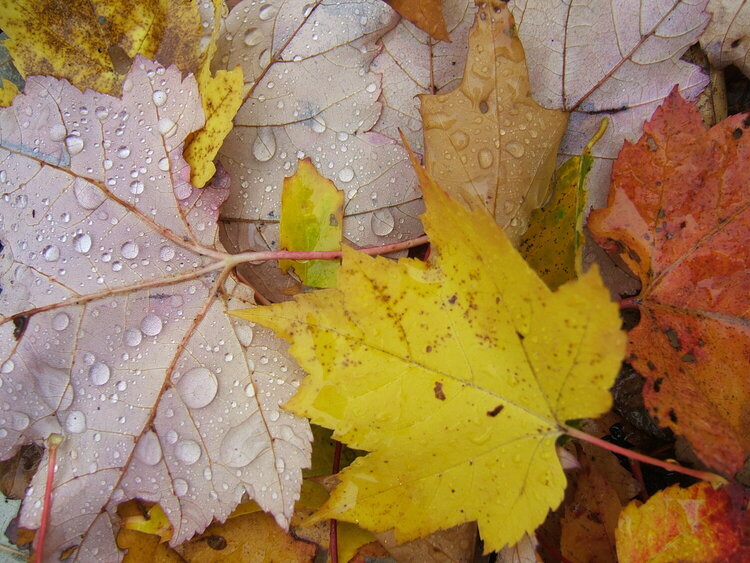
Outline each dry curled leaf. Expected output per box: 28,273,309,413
0,57,310,560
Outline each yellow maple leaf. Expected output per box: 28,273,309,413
419,0,568,244
233,158,625,551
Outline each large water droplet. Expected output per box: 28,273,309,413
152,90,168,107
258,4,276,20
121,241,139,259
1,361,13,374
252,127,276,162
129,180,144,195
506,142,525,158
43,245,60,262
159,246,175,262
65,135,84,155
65,410,87,434
158,117,177,138
371,209,395,236
52,312,70,331
135,431,163,466
220,415,266,467
174,440,201,465
89,361,111,386
124,328,142,347
244,382,256,397
338,167,354,183
478,149,494,169
275,458,285,473
74,180,106,209
9,412,29,431
174,478,188,497
49,124,67,142
117,146,131,159
158,157,170,171
73,233,92,254
244,28,263,46
140,314,163,337
450,131,469,150
176,367,218,409
236,325,254,347
310,116,326,133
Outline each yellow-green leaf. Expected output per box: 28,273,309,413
0,78,18,107
419,0,568,244
233,157,625,551
279,159,344,288
0,0,202,95
519,120,608,290
184,65,244,187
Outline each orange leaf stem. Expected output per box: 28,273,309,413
35,434,63,563
329,440,342,563
564,426,725,485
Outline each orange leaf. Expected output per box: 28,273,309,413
616,482,750,562
589,89,750,476
382,0,450,41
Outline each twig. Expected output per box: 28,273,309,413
329,440,343,563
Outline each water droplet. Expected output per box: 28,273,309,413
259,48,271,67
478,149,494,169
259,4,276,19
65,410,87,434
252,127,276,162
243,28,263,47
244,383,256,397
121,241,139,259
203,467,212,480
124,328,142,347
366,83,377,93
73,233,92,254
371,209,395,236
236,325,254,347
450,131,469,150
52,312,70,331
49,124,67,141
117,146,131,158
174,478,188,497
140,314,163,337
310,116,326,133
152,90,167,106
74,180,105,209
65,135,84,155
268,410,280,422
135,431,163,466
158,117,177,138
129,180,144,195
89,362,111,386
158,157,170,171
9,412,29,431
506,142,525,158
95,106,109,120
176,367,218,409
43,245,60,262
338,167,354,183
220,416,266,467
159,246,175,261
1,361,13,374
174,440,201,465
275,458,285,473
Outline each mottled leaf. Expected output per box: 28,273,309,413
589,90,750,476
420,0,568,243
616,482,750,562
0,57,310,560
519,120,606,289
279,159,343,288
700,0,750,77
234,157,625,551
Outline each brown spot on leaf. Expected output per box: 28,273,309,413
733,128,744,139
487,404,504,417
434,382,446,400
663,328,681,350
668,409,678,423
654,377,663,392
206,535,227,550
681,353,696,363
13,316,27,340
646,135,658,152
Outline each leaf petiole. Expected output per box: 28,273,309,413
563,425,726,486
35,434,63,563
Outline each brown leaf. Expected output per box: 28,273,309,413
383,0,450,41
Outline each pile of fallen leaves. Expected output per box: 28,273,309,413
0,0,748,561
